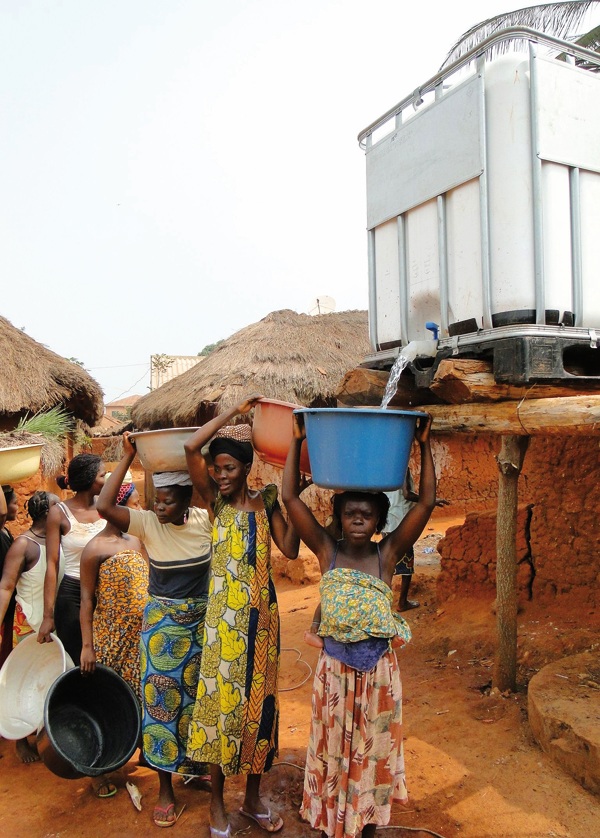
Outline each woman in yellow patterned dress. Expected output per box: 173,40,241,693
283,412,437,838
185,396,300,838
80,478,148,700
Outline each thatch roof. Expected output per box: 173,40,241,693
0,315,104,427
132,309,370,429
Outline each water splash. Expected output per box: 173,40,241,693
380,353,410,409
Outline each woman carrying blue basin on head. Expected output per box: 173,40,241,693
282,412,437,838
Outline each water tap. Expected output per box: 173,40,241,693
425,322,439,341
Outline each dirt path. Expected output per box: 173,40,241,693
1,527,598,837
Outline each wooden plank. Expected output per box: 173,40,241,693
431,359,600,404
338,360,600,409
427,394,600,435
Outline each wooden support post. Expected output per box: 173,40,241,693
494,435,529,692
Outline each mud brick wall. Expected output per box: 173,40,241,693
2,473,48,536
519,435,600,605
437,504,534,601
428,434,499,515
434,434,600,606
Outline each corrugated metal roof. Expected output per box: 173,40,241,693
150,355,203,390
105,394,142,409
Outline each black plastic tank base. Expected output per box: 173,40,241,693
492,336,600,384
38,664,141,779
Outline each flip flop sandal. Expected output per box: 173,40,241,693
399,599,420,612
92,779,117,799
153,803,186,828
210,825,231,838
239,808,284,833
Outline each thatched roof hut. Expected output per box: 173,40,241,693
132,309,370,429
0,315,104,428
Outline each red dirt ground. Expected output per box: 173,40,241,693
1,521,598,838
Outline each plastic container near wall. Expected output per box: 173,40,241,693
0,634,74,740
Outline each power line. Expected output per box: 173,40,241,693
89,363,149,370
105,366,151,404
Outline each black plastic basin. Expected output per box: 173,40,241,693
37,664,141,779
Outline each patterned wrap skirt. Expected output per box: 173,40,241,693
300,648,407,838
13,602,35,645
140,594,208,775
94,550,148,702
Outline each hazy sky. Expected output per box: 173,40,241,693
2,0,544,403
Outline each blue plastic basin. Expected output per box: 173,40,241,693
294,408,427,491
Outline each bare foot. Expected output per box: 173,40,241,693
398,599,420,612
304,631,324,649
15,737,39,764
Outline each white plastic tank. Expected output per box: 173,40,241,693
485,56,537,320
580,169,600,326
366,46,600,350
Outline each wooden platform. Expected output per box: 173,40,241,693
336,358,600,435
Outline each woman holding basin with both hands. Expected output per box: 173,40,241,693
0,490,60,763
282,410,437,838
37,454,116,800
96,435,212,828
184,395,300,838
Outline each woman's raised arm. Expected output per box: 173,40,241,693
282,415,332,573
381,414,437,570
269,505,300,560
96,433,136,531
38,503,64,643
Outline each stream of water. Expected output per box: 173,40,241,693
380,353,410,410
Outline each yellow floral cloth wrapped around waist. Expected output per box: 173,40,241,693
319,567,411,645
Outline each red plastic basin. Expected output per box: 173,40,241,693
252,399,311,475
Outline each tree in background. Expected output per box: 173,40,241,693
198,339,224,356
